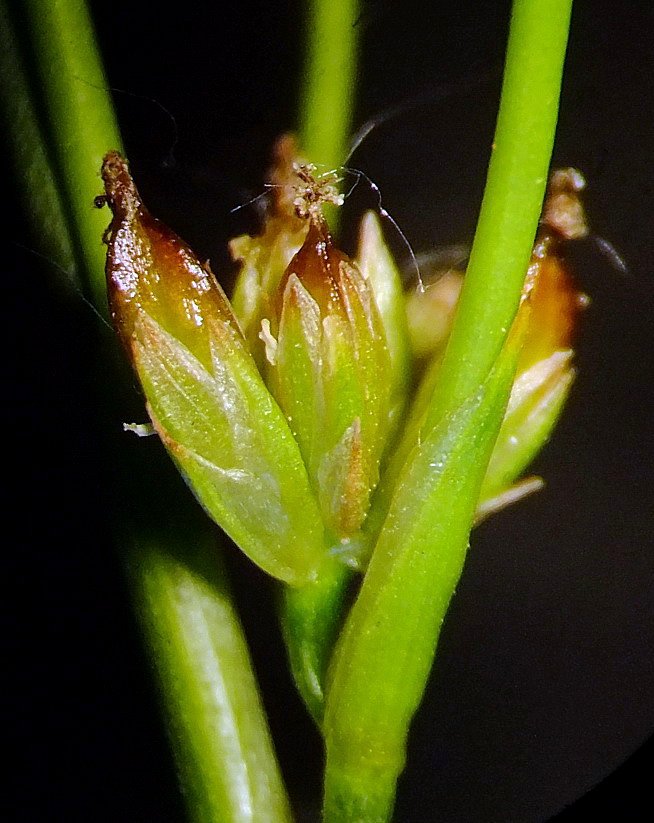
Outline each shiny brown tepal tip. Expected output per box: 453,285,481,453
100,152,238,369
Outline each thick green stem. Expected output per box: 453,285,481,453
425,0,573,431
129,526,293,823
322,1,573,820
323,341,522,823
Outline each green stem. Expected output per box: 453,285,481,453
299,0,359,172
322,1,573,820
425,0,573,432
21,0,123,312
0,2,77,288
427,0,572,427
280,561,352,725
323,340,522,823
129,525,293,823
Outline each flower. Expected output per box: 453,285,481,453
101,151,325,585
261,213,391,540
401,167,589,519
101,143,589,578
476,169,589,517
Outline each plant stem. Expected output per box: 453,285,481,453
299,0,359,173
280,561,352,725
322,1,573,820
21,0,123,312
0,2,77,290
129,525,293,823
323,336,523,823
425,0,574,431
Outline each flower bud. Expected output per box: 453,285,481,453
101,151,325,585
263,212,391,541
356,211,412,432
102,152,232,367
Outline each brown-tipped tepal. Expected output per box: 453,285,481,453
99,152,326,586
101,151,237,370
259,182,391,543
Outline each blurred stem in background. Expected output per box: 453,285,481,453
0,2,77,292
19,0,122,311
299,0,358,176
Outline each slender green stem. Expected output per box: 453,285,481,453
129,525,293,823
299,0,359,172
0,2,77,288
425,0,574,432
322,1,574,820
21,0,123,312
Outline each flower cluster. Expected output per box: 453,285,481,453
101,143,586,584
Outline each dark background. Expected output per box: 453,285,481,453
6,1,654,821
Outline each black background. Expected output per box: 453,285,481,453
6,1,654,821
